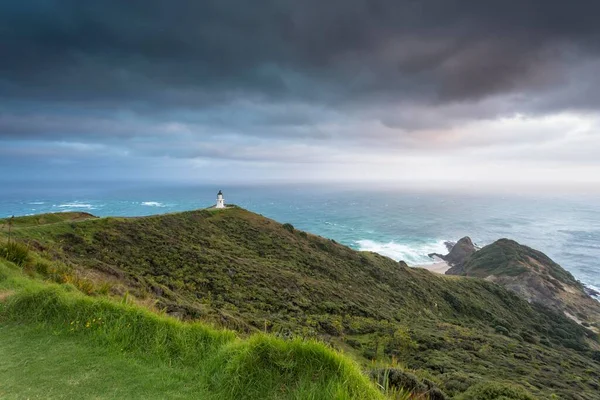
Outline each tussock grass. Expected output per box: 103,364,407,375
2,286,232,365
455,381,537,400
0,273,383,399
0,241,30,267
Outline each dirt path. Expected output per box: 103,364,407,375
0,290,15,302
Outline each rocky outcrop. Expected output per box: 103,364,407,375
585,286,600,299
429,236,477,274
453,238,600,326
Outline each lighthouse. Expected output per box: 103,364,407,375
215,190,225,208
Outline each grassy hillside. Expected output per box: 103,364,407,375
461,239,581,287
2,209,600,399
0,260,384,400
0,211,96,228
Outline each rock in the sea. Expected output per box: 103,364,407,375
427,252,446,260
429,236,477,275
443,240,455,252
585,286,600,299
445,236,477,266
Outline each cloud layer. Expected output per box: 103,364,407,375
1,1,600,184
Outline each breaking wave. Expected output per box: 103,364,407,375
141,201,165,207
56,203,94,209
356,238,449,265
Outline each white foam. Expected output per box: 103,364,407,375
141,201,165,207
56,203,94,209
356,238,448,265
586,284,600,300
28,201,45,205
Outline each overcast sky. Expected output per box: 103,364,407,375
2,0,600,188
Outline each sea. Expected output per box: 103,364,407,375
1,181,599,295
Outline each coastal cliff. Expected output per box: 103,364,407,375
1,210,599,399
445,238,600,329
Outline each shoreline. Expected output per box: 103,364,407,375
412,260,450,274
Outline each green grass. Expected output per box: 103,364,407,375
0,212,96,229
0,260,383,400
463,239,582,287
455,381,538,400
2,210,600,399
458,238,600,327
0,241,30,266
0,324,208,400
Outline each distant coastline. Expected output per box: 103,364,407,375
1,184,599,294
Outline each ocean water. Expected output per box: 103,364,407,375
1,182,599,294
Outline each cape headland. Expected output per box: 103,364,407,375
1,209,599,399
439,237,600,330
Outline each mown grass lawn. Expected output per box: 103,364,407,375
0,323,208,400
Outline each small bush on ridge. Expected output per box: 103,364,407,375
456,381,537,400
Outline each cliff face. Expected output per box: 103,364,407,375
429,236,477,274
452,238,600,326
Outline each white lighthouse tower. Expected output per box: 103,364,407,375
215,190,225,209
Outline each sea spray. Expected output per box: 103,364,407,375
355,238,448,265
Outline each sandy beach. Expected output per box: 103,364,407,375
413,261,450,274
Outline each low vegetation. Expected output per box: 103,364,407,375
455,382,537,400
462,239,581,287
1,209,599,399
0,260,383,399
458,238,600,325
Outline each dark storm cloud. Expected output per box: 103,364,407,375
2,0,600,168
2,0,600,106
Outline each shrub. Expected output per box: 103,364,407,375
511,333,524,342
495,325,509,336
318,316,343,336
34,261,51,275
521,331,539,344
282,223,295,232
554,328,569,339
456,382,537,400
0,241,30,266
362,348,376,360
442,291,464,312
345,338,362,349
384,327,418,357
562,339,587,351
439,372,478,396
31,260,105,296
371,368,448,400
